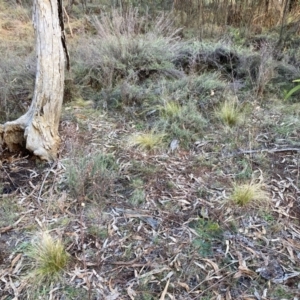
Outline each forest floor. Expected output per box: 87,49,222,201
1,2,300,300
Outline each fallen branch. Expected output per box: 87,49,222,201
224,147,300,158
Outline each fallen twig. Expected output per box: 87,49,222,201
224,147,300,158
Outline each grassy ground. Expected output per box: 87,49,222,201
1,2,300,299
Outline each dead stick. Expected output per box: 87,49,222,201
224,147,300,158
63,6,73,38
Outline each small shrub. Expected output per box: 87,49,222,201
190,217,223,257
231,181,268,206
27,231,69,283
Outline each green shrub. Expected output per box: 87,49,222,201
190,217,223,257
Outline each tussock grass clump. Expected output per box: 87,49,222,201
163,73,227,106
155,101,206,147
129,131,165,151
189,72,227,95
129,178,146,206
158,101,182,119
215,97,243,127
28,231,69,283
66,152,117,200
231,181,268,206
74,9,181,91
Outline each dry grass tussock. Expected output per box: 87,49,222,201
73,9,182,90
92,8,181,41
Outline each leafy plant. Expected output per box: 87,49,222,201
284,79,300,100
190,218,223,257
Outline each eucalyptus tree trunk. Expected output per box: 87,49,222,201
0,0,68,161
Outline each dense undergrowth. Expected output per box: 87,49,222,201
1,1,300,299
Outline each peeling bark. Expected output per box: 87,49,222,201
0,0,66,161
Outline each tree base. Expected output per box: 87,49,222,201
1,0,66,162
0,115,60,161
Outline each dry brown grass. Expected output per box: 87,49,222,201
0,3,33,43
173,0,300,34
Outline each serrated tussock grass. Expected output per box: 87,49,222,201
215,97,243,127
231,181,268,207
74,9,182,91
158,101,182,119
155,100,205,147
66,152,116,200
129,131,165,151
27,231,69,284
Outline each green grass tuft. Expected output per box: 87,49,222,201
66,152,116,200
28,231,69,284
215,97,243,127
158,101,182,119
155,100,205,147
129,178,146,206
231,181,268,206
129,131,165,151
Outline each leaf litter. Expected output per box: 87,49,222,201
1,108,300,299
